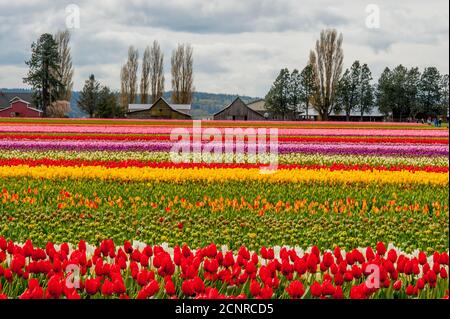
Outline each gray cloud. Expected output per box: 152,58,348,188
0,0,448,97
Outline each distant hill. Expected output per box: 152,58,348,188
1,88,260,119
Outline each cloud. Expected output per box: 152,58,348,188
103,0,350,34
0,0,448,97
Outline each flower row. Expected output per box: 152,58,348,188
0,165,447,185
0,125,448,136
1,179,447,252
0,140,447,156
0,118,431,127
1,150,447,167
0,239,448,299
0,158,448,173
1,134,448,144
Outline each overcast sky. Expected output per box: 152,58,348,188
0,0,448,97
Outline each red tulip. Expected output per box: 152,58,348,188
259,286,273,299
137,270,149,286
322,281,335,296
418,251,427,265
334,272,344,286
101,279,114,296
286,280,304,299
405,284,415,296
181,280,195,296
165,279,176,296
323,252,334,268
144,280,159,297
365,247,375,261
249,280,260,297
376,242,386,256
124,241,133,254
85,278,100,295
439,252,449,265
0,237,7,251
350,285,366,299
387,249,397,263
47,275,63,298
294,258,307,275
440,267,448,279
4,268,12,282
310,281,322,297
333,286,343,299
416,278,425,290
10,254,25,274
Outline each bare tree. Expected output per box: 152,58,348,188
171,44,194,104
309,29,344,120
150,40,165,103
47,100,71,118
127,46,139,104
54,30,74,102
171,46,183,104
120,64,129,112
140,46,151,104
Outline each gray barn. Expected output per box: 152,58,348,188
213,97,265,121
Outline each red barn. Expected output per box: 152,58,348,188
0,96,43,118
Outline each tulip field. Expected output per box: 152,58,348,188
0,118,448,299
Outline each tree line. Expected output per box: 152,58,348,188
22,30,449,121
23,31,73,117
119,42,194,112
266,29,449,121
23,32,195,118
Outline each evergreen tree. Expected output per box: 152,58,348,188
23,33,61,116
419,67,442,117
377,67,394,118
289,69,302,116
336,61,361,121
265,68,292,119
440,74,449,117
405,67,421,119
358,63,374,119
78,74,100,118
299,64,317,119
97,86,122,118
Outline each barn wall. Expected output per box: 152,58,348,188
0,101,42,118
214,99,265,121
126,99,191,119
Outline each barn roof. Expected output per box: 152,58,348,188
240,98,385,117
214,97,265,117
0,91,34,109
127,97,191,117
247,99,267,112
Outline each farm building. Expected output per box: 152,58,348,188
213,97,266,121
126,97,191,119
246,99,386,121
0,92,42,118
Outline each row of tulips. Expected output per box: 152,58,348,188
0,140,447,156
1,150,447,167
0,165,447,185
0,118,433,128
0,125,447,136
0,134,448,144
2,178,447,252
0,158,448,172
0,239,448,299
